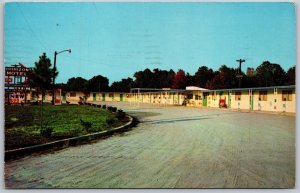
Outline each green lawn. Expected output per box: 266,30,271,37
5,104,126,150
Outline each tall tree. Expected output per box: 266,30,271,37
205,72,227,89
172,69,186,89
66,77,88,91
111,78,134,92
286,66,295,85
133,68,175,88
152,68,175,88
185,72,195,86
194,66,214,88
218,65,238,88
28,53,57,129
87,75,109,92
134,68,153,88
28,53,57,100
255,61,287,87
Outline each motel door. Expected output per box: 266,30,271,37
202,93,208,107
93,93,97,101
102,93,106,101
120,94,123,101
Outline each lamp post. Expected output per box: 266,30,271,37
52,49,71,104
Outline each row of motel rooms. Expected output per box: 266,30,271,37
10,85,296,114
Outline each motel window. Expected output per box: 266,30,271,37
70,92,76,97
282,90,292,101
109,93,114,98
195,95,199,100
259,91,267,101
187,94,193,99
235,92,241,101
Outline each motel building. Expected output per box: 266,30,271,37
9,85,296,114
127,85,295,114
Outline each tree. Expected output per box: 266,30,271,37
172,69,186,89
111,78,134,92
133,68,175,88
286,66,295,85
134,68,153,88
218,65,238,88
205,72,226,89
28,53,57,129
87,75,109,92
255,61,287,87
185,72,195,86
152,68,175,88
194,66,214,88
66,77,88,91
28,53,57,97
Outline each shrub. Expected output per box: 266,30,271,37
112,107,117,112
102,104,106,109
106,117,117,125
40,127,53,137
116,110,126,120
107,106,113,111
80,119,92,131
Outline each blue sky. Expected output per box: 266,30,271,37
4,2,295,85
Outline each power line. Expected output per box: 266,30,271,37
17,4,48,52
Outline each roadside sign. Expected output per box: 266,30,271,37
5,78,12,82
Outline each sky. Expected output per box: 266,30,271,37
4,2,295,85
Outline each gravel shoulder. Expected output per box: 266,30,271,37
5,102,295,188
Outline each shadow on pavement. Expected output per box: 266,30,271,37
142,117,212,125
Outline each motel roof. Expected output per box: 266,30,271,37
130,85,295,94
200,85,296,93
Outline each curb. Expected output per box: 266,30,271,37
5,114,134,161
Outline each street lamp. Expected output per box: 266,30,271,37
52,49,71,104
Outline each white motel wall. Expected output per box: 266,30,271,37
23,85,295,114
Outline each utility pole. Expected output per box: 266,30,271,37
52,51,57,104
52,49,71,104
236,59,245,88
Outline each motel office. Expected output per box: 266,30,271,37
21,85,295,114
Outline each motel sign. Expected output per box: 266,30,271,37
5,63,32,104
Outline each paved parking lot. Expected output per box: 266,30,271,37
5,102,295,188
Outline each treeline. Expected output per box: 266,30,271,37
60,61,295,92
